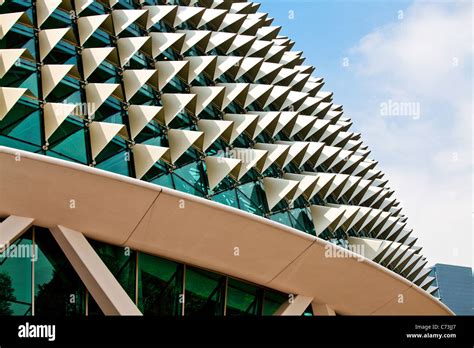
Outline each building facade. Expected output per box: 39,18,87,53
431,264,473,316
0,0,452,315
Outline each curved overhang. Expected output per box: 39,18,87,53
0,146,453,315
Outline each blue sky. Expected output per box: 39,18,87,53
258,0,473,267
257,0,411,98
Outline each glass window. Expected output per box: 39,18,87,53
226,278,263,316
89,240,136,302
0,230,32,316
185,266,225,316
263,289,288,316
138,253,183,315
211,188,239,209
87,293,103,316
34,228,86,316
269,211,292,227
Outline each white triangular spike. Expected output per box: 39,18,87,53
314,146,342,168
333,204,360,231
214,56,243,80
128,105,163,140
347,237,390,261
288,115,316,138
0,87,27,120
219,83,249,108
167,129,204,163
227,34,256,55
304,172,336,198
218,13,246,32
81,47,117,79
0,12,29,40
143,5,177,29
177,30,211,54
197,119,233,150
112,9,147,35
173,6,205,27
184,56,217,82
276,141,310,168
89,121,125,159
223,113,259,143
36,0,62,27
310,205,346,236
238,18,262,35
247,111,280,139
256,26,281,41
77,14,110,46
206,31,236,53
244,84,272,108
43,103,76,140
301,142,325,166
190,86,225,115
39,28,71,61
155,60,189,90
41,64,74,98
230,2,253,14
150,32,185,58
160,93,196,126
122,69,158,101
230,148,267,179
0,48,26,78
263,85,291,108
340,175,363,200
85,83,121,116
247,40,273,57
116,36,150,67
75,0,94,15
235,57,263,80
254,143,290,172
280,91,308,110
272,68,298,85
263,177,300,210
283,173,319,201
198,8,226,28
205,156,241,189
133,144,170,179
272,111,298,136
304,116,330,142
255,62,283,82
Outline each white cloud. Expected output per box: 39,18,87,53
346,0,472,267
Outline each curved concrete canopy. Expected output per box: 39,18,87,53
0,146,452,315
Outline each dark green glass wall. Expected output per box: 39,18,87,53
0,228,290,316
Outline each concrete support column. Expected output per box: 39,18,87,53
49,225,142,316
0,215,34,252
273,295,314,316
312,302,336,316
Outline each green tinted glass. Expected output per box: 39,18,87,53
185,266,225,316
138,253,183,315
90,240,136,302
0,230,32,316
34,228,86,316
226,278,263,316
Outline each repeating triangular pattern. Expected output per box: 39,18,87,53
0,0,436,295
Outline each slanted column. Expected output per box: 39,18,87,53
273,295,314,316
49,225,142,316
312,302,336,316
0,215,34,252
